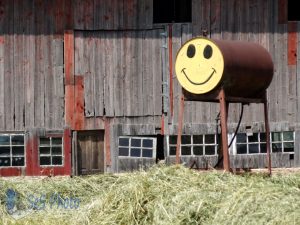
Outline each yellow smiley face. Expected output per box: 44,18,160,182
175,37,224,94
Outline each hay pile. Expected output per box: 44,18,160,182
1,165,300,225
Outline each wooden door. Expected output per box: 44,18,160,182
77,131,104,175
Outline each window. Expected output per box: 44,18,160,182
118,137,156,158
39,137,63,166
233,131,294,155
168,135,218,156
153,0,192,24
0,134,25,167
288,1,300,21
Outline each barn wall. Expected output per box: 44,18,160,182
0,0,299,173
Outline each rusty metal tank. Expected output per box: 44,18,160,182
175,37,274,98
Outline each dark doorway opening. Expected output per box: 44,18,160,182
156,134,165,162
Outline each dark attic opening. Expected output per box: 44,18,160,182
153,0,192,23
288,1,300,21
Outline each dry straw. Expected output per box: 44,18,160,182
1,165,300,225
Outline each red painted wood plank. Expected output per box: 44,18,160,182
64,30,74,85
288,22,297,65
0,168,23,176
278,0,287,24
74,76,85,130
65,85,75,128
63,128,72,175
104,118,111,166
25,130,39,176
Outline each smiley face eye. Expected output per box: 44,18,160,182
203,45,213,59
187,44,196,58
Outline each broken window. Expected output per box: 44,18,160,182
39,137,63,166
0,134,25,167
153,0,192,23
232,131,294,155
118,137,156,158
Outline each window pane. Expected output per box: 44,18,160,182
181,135,191,144
205,135,215,144
131,148,141,157
181,146,191,155
193,146,203,155
40,156,51,165
248,133,258,143
0,146,10,156
284,142,294,152
142,149,152,158
169,146,176,156
260,143,267,153
40,138,50,146
40,147,51,155
119,147,129,156
11,135,24,145
131,139,141,147
52,156,63,165
271,132,282,142
272,143,282,152
52,138,62,145
237,144,247,154
0,136,10,145
236,133,246,143
193,135,203,144
12,146,24,156
143,139,153,148
205,146,215,155
119,138,129,146
260,133,266,142
249,144,259,154
0,157,10,166
169,136,177,144
283,132,293,141
52,147,62,155
12,157,24,166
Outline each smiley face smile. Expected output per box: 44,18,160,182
181,67,216,85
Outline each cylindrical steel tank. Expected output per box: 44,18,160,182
175,37,274,98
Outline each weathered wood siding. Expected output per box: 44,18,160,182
74,29,164,117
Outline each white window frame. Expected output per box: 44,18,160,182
118,136,157,159
167,134,218,157
39,136,64,167
0,133,25,168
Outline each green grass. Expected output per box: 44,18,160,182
1,165,300,225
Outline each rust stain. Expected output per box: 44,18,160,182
160,114,165,135
104,118,112,166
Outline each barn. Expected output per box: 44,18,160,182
0,0,298,176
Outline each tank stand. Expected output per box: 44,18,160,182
175,88,272,175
